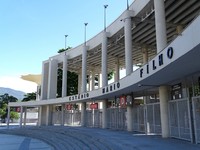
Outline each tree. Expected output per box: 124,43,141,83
10,111,19,122
0,94,18,122
22,92,36,102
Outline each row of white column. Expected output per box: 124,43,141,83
38,0,170,138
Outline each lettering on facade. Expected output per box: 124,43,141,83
140,47,174,78
69,93,89,101
102,82,120,94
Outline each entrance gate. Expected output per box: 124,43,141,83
107,108,127,130
64,110,81,126
86,109,102,128
169,98,192,141
192,96,200,144
133,103,161,134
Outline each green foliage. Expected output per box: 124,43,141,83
10,111,19,120
57,47,72,53
0,93,18,120
22,92,36,102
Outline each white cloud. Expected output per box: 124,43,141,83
0,76,37,93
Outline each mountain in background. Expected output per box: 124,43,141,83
0,87,26,100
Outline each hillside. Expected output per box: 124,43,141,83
0,87,25,100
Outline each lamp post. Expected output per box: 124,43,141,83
65,35,68,50
104,5,108,31
84,23,88,44
127,0,129,10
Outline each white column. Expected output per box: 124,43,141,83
62,55,68,97
124,11,133,75
23,107,27,126
7,106,10,129
102,100,108,129
46,105,52,126
19,106,23,128
154,0,170,138
48,59,58,99
142,48,148,64
159,86,170,138
114,58,120,82
154,0,167,53
89,68,95,91
127,105,133,132
78,70,82,93
41,62,49,100
61,104,65,126
36,85,41,101
101,31,108,87
176,25,183,35
127,95,133,132
38,106,42,126
82,45,87,93
98,73,102,88
81,102,86,126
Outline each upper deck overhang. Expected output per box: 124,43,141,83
9,13,200,107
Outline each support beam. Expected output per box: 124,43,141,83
48,59,58,99
102,100,108,129
102,31,108,87
124,10,133,75
23,107,27,126
159,86,170,138
7,106,10,129
62,55,68,97
82,45,87,93
81,102,86,126
61,104,65,126
41,62,49,100
127,95,133,132
19,106,23,128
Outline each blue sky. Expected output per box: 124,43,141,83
0,0,133,92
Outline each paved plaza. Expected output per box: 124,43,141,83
0,126,200,150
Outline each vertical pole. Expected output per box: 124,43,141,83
82,23,88,93
19,106,23,128
61,104,65,126
102,31,108,87
114,58,120,82
124,11,133,75
7,106,10,129
47,59,58,99
127,95,133,132
62,55,68,97
41,62,49,100
159,86,170,137
102,100,108,129
38,106,42,126
81,102,86,126
154,0,169,138
23,107,27,127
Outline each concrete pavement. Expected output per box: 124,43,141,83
0,134,53,150
0,126,200,150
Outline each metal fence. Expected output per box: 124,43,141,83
52,111,61,125
192,96,200,144
169,98,192,141
107,108,127,130
86,109,102,128
132,103,161,134
64,110,81,126
133,105,145,132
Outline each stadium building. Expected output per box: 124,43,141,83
8,0,200,144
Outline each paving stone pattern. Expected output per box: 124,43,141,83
0,126,200,150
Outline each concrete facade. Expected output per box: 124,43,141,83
7,0,200,144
